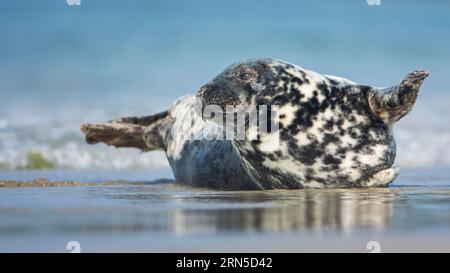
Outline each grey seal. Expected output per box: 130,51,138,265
81,58,428,190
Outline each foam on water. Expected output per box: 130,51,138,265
0,96,449,170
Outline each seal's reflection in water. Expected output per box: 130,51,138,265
169,189,396,234
100,184,397,235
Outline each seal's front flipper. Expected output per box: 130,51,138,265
81,111,171,151
367,70,428,124
81,123,148,150
358,167,400,187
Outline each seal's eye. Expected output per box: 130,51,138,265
237,71,255,82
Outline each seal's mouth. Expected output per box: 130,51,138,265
194,90,212,120
195,86,249,121
195,101,251,124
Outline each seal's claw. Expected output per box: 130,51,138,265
405,70,429,81
402,70,429,90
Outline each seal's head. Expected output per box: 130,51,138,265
195,59,281,116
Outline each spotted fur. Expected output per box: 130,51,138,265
191,58,427,189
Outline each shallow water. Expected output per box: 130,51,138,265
1,168,450,252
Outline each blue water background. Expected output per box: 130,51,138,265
0,0,449,169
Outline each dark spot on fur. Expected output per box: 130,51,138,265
323,155,341,166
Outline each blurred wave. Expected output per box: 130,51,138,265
0,103,170,170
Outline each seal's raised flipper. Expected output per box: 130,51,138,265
367,70,428,124
81,111,171,151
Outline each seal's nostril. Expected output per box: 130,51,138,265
197,86,210,97
194,86,211,117
197,85,214,106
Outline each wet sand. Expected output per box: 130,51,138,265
0,178,173,188
0,178,91,188
1,168,450,252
